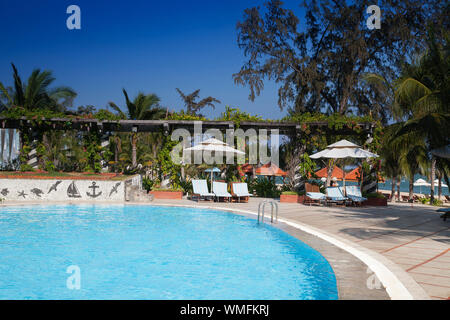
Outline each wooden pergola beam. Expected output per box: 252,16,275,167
0,117,375,135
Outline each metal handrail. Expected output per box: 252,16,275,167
257,200,278,224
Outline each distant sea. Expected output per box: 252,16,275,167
377,175,449,196
270,174,449,196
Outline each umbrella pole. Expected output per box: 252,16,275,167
342,165,346,196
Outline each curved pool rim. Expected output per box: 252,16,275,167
133,202,429,300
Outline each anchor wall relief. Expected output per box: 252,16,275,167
0,179,125,201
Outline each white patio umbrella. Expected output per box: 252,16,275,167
413,178,431,195
184,138,245,185
433,179,448,188
310,139,379,194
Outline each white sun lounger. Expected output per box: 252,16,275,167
345,186,367,205
212,181,232,202
232,182,252,202
326,187,348,206
305,192,326,206
191,179,214,202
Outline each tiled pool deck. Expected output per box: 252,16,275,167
152,198,449,300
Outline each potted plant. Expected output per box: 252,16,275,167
362,192,387,206
149,185,183,200
280,191,305,203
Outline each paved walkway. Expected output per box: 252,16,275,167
153,198,449,300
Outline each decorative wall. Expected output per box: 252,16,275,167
0,179,126,202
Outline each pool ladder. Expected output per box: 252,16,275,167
257,200,278,224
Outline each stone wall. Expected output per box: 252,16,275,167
0,178,127,202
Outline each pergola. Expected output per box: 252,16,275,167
0,117,376,135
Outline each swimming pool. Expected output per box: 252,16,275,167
0,205,338,299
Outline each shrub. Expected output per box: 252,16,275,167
142,177,154,192
151,187,183,192
178,180,193,194
281,191,298,195
431,199,443,206
249,178,281,198
364,192,385,199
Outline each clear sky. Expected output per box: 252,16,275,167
0,0,305,119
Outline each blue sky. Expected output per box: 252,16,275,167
0,0,306,119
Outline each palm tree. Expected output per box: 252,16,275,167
379,125,403,201
365,29,449,203
176,88,221,116
393,31,449,202
109,89,166,167
0,63,76,112
0,63,77,170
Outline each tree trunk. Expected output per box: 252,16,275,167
326,160,334,187
391,176,396,201
131,133,137,168
409,177,414,201
396,178,401,202
437,173,442,200
430,157,436,204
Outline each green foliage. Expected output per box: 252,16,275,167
234,0,444,119
178,179,193,194
248,178,281,198
93,109,124,121
0,63,76,113
176,88,220,116
142,176,154,192
431,199,443,206
284,112,382,154
82,131,103,173
297,153,316,178
151,187,184,192
364,192,386,199
168,110,206,121
217,106,263,127
281,191,298,195
157,136,180,182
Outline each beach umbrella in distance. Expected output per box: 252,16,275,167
413,178,431,194
205,167,221,184
310,139,378,194
433,179,448,188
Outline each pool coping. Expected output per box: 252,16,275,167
0,200,430,300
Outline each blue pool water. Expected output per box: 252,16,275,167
0,205,338,300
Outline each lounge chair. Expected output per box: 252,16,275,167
212,181,232,202
304,183,326,206
401,195,410,202
445,195,450,203
305,192,326,206
437,207,450,221
231,182,252,203
345,186,367,206
191,179,215,202
326,187,348,206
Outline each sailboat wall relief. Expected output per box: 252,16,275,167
67,181,82,198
